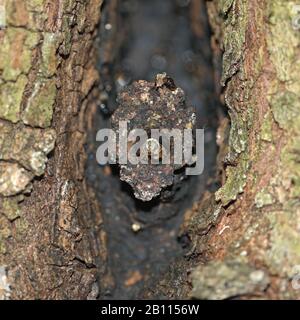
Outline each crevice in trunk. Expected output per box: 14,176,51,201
87,0,221,299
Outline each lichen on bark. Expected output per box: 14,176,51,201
189,0,300,299
150,0,300,300
0,0,107,299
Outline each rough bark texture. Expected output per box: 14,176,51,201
0,0,108,299
146,0,300,300
1,0,299,300
199,0,300,300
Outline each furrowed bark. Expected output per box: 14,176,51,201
0,0,108,299
147,0,300,299
199,0,300,300
1,0,299,301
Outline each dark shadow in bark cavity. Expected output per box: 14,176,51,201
87,0,219,299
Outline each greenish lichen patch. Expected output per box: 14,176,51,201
269,90,299,130
6,0,46,31
191,258,269,299
13,127,56,175
228,110,248,154
22,78,57,128
215,158,249,206
0,242,6,256
261,111,273,142
265,206,300,277
41,33,62,77
0,217,11,240
280,136,300,199
220,0,248,85
267,1,300,83
0,121,56,176
0,75,28,123
0,162,33,197
267,0,300,201
0,197,22,221
255,188,275,208
0,28,39,81
0,215,12,255
26,0,46,12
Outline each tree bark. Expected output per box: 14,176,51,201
200,0,300,300
0,0,108,299
147,0,300,300
1,0,300,300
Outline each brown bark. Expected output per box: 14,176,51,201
146,0,300,300
0,0,108,299
1,0,299,300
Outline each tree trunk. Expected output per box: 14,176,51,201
1,0,300,300
148,0,300,300
0,0,108,299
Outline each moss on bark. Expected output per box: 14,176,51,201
148,0,300,300
0,0,108,299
